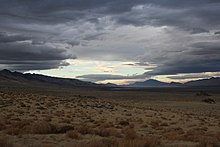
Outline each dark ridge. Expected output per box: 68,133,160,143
0,69,98,87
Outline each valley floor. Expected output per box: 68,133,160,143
0,87,219,147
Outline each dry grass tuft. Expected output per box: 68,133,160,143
119,120,130,126
76,125,92,135
66,139,117,147
29,121,56,134
163,131,182,140
183,129,219,146
118,136,160,147
150,120,161,130
66,130,80,139
40,144,56,147
86,139,116,147
12,120,31,129
0,122,6,131
4,127,21,136
56,125,74,133
0,136,14,147
163,127,184,140
94,127,121,137
123,129,137,140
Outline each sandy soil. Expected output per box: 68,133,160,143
0,87,219,147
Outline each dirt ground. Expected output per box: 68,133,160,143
0,86,219,147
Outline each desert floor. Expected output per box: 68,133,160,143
0,86,219,147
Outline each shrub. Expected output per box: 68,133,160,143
183,129,218,146
118,136,160,147
87,139,116,147
0,122,6,131
41,144,56,147
12,120,31,129
56,125,74,133
202,98,216,104
29,121,57,134
0,136,14,147
66,139,117,147
95,127,120,137
163,131,182,140
4,127,21,135
160,122,169,127
123,129,137,140
150,120,161,129
66,130,80,139
196,91,211,96
76,126,88,135
119,121,129,126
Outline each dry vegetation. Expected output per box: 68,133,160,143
0,87,219,147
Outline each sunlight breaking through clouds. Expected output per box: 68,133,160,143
1,0,220,83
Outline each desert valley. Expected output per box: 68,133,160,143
1,1,220,146
0,70,219,147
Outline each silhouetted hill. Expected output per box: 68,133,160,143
127,79,182,87
185,77,220,87
1,70,220,88
104,82,118,87
127,78,220,88
0,69,97,87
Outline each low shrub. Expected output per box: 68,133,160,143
66,130,80,139
0,136,14,147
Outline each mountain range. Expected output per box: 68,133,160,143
127,79,182,87
126,78,220,87
0,69,220,88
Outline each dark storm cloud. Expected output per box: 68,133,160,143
2,0,218,29
0,0,146,25
167,74,212,80
116,1,220,31
123,62,148,66
0,32,30,43
190,28,209,34
82,32,105,41
190,42,220,55
77,74,146,82
0,0,148,71
143,41,220,76
0,42,73,61
0,0,220,75
122,62,154,70
0,41,75,71
147,63,220,76
0,61,70,71
214,31,220,35
66,41,80,47
77,74,130,82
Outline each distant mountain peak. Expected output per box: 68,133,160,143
1,69,11,73
104,82,118,87
185,77,220,87
127,79,177,87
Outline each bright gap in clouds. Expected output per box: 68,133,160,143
27,59,147,84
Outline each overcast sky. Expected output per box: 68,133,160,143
1,0,220,84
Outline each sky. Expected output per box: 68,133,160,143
0,0,220,84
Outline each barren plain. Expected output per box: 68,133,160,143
0,86,219,147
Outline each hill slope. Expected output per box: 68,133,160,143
185,77,220,87
128,79,182,87
1,69,220,88
127,78,220,87
0,69,97,87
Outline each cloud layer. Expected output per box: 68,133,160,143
0,0,220,81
